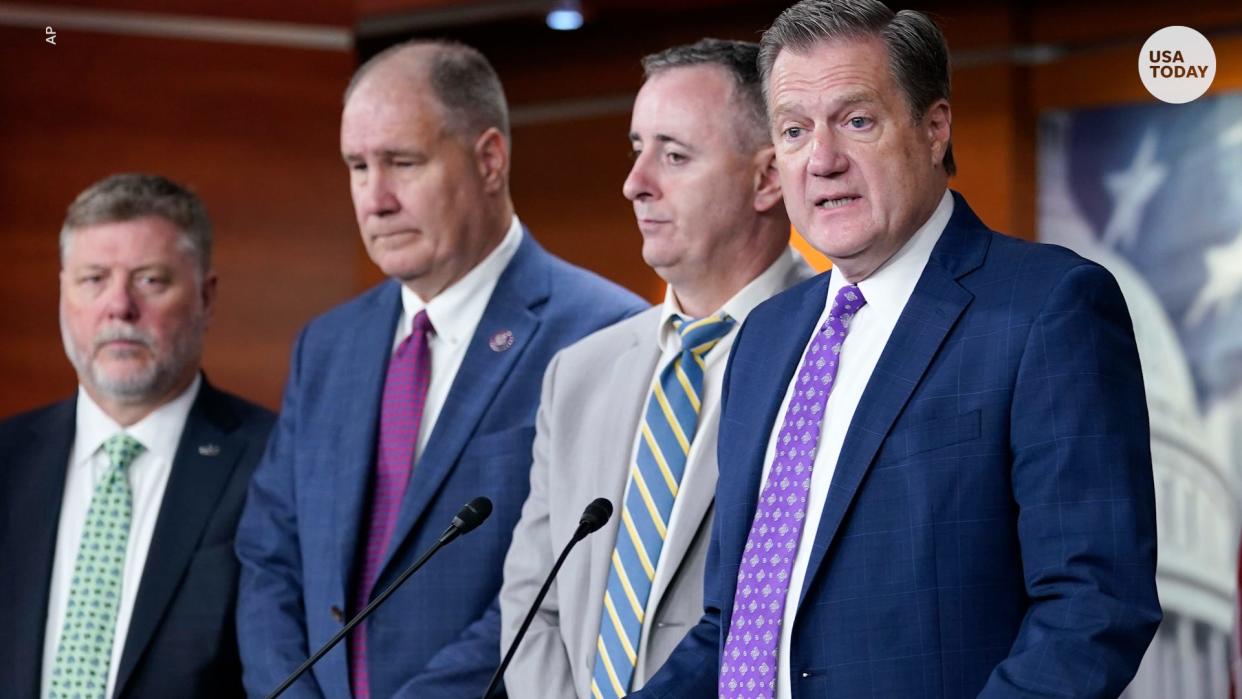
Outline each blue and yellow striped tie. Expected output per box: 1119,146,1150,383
591,312,735,698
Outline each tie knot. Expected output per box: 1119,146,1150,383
819,284,866,338
102,433,144,471
834,284,865,314
411,309,434,337
674,313,735,357
396,310,434,357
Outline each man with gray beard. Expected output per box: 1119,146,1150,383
0,173,275,699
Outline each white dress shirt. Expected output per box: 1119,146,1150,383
756,190,953,699
393,215,523,457
41,374,201,699
629,247,809,582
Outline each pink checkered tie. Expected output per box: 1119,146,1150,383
719,284,865,699
349,310,433,699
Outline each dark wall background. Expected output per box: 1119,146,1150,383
3,0,1241,416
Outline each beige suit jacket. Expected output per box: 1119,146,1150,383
499,250,814,698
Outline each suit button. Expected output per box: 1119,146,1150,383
331,605,345,623
801,671,812,678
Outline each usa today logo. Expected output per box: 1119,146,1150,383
1140,26,1216,104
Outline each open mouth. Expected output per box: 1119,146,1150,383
815,196,859,209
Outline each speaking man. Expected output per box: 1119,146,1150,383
635,2,1161,697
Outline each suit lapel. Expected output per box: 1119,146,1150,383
583,317,655,595
113,381,246,696
333,284,402,597
379,234,549,579
579,316,658,679
1,399,75,699
795,192,989,609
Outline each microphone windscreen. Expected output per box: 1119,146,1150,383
578,497,613,534
454,496,493,534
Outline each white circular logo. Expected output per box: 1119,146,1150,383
1140,26,1216,104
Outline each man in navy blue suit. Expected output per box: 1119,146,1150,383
635,2,1161,698
234,40,645,699
0,173,275,699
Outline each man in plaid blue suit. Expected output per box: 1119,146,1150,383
635,2,1161,698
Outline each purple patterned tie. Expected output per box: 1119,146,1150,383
719,284,865,699
350,310,433,699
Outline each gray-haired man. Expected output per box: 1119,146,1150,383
235,40,645,699
635,2,1159,698
0,173,276,699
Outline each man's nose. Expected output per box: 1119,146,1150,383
623,150,660,202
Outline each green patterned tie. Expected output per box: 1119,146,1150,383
49,433,143,699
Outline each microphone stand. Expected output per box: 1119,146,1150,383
267,497,492,699
481,498,612,699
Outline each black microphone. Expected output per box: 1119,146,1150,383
267,496,494,699
482,498,613,699
577,497,612,538
441,495,493,544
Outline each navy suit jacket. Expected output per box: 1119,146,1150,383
0,379,275,699
637,193,1161,698
235,231,646,699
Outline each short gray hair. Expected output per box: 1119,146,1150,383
759,0,956,175
642,38,769,150
61,173,212,274
346,39,510,143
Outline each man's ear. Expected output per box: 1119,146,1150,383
924,99,952,168
753,144,783,213
201,271,218,327
474,127,509,194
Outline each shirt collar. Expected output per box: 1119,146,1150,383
72,373,202,470
398,215,524,348
827,189,954,316
657,246,808,354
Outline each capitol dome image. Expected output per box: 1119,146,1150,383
1039,115,1238,697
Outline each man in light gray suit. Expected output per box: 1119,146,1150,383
498,39,815,699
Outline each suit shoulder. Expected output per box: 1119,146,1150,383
218,391,277,426
302,280,395,333
537,248,647,314
746,270,829,327
552,306,659,365
0,399,73,441
202,386,277,439
987,230,1093,267
977,230,1117,292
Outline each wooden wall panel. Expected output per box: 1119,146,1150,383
34,1,353,25
1030,0,1242,45
1031,33,1242,111
0,26,356,417
5,0,1239,420
511,113,665,302
951,61,1021,235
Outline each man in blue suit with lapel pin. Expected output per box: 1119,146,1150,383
634,2,1161,698
234,40,646,699
0,173,276,699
